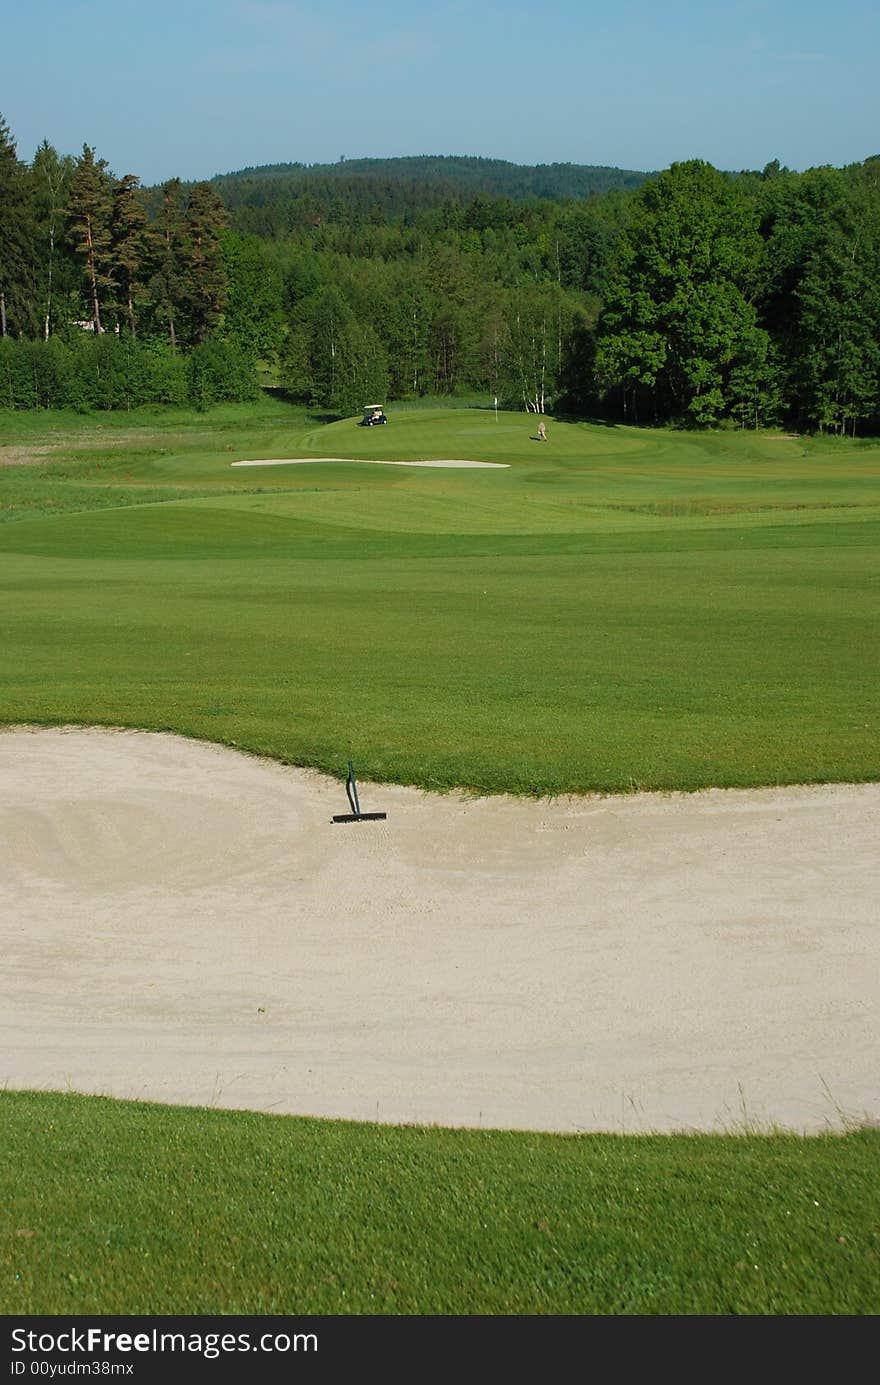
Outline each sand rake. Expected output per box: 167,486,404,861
332,760,387,823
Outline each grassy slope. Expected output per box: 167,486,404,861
1,400,877,793
2,1093,878,1316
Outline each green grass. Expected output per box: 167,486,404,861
2,1093,878,1315
1,399,877,793
3,401,879,1316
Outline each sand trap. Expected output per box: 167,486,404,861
230,457,509,468
2,727,877,1135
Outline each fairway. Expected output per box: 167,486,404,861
1,400,878,796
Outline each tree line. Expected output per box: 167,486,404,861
0,124,230,347
1,111,879,433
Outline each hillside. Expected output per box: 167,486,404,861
212,154,651,199
206,154,652,234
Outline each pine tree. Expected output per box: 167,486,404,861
147,178,188,348
0,113,34,337
184,182,228,344
112,174,148,337
67,145,115,333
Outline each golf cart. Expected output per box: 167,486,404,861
360,404,387,426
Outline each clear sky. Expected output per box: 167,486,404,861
4,0,878,182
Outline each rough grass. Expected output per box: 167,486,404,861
2,1093,878,1316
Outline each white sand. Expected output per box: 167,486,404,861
230,457,509,468
1,726,877,1134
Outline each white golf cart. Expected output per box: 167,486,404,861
360,404,387,426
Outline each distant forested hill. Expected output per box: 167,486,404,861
213,155,650,199
208,156,651,234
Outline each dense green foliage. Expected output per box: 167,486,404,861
2,114,879,430
0,119,257,407
1,402,877,795
596,162,767,426
0,334,256,410
3,1092,878,1315
211,154,651,229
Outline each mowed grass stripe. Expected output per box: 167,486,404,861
2,494,880,557
1,544,874,792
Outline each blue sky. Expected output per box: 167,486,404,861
4,0,878,182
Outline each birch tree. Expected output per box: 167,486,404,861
31,142,75,339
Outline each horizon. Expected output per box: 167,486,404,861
4,135,879,189
4,1,878,184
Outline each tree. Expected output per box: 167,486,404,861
596,160,766,424
295,286,388,415
147,178,188,348
757,161,880,433
756,164,840,425
794,165,880,434
31,141,76,339
111,173,148,337
555,191,630,298
371,272,432,398
728,329,784,430
0,113,33,337
67,144,115,333
499,282,578,413
422,243,483,393
326,317,389,417
303,285,352,406
222,232,285,363
187,337,258,407
184,182,228,344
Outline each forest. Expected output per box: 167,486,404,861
1,112,878,434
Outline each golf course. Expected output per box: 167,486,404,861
2,397,879,1315
1,398,877,795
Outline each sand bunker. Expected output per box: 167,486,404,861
230,457,509,468
2,727,877,1134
